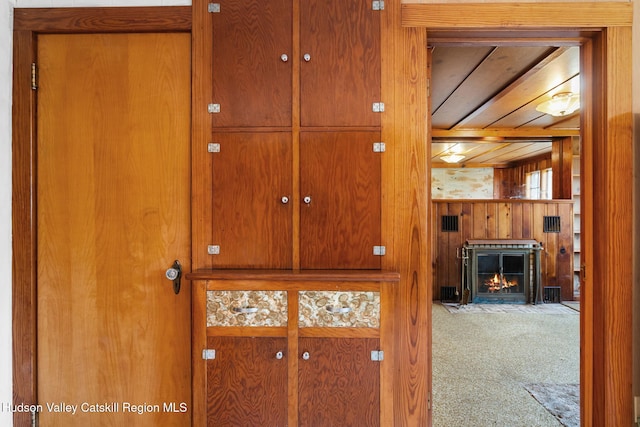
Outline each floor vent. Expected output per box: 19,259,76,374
543,286,562,303
440,286,458,302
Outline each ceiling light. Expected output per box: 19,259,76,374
536,92,580,117
440,153,465,163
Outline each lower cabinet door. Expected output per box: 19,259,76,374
298,337,380,427
207,336,288,427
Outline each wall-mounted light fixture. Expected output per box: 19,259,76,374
535,92,580,117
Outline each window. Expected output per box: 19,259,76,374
526,168,552,199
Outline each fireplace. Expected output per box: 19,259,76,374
462,240,542,304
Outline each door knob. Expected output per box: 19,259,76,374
165,260,182,294
281,196,289,204
303,196,312,205
303,53,311,62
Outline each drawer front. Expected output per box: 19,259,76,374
299,291,380,328
207,290,287,327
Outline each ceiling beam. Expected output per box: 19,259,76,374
431,128,580,138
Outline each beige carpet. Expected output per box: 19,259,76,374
432,302,580,427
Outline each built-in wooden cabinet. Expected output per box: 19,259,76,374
203,0,382,270
298,337,380,426
194,0,386,424
299,0,381,127
210,0,292,128
300,131,381,269
189,271,398,426
206,336,288,426
210,131,293,268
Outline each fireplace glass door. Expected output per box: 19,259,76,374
474,251,528,303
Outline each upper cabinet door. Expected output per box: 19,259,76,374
300,131,381,269
212,0,292,127
300,0,381,127
211,132,293,268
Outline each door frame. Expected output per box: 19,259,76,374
11,7,192,427
401,2,633,426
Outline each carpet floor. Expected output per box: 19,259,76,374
432,302,580,427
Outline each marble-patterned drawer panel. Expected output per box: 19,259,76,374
298,291,380,328
207,290,287,327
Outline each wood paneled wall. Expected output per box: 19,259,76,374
432,200,574,301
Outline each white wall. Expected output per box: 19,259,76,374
1,3,14,426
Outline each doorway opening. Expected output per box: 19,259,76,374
429,40,582,425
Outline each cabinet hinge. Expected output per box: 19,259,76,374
427,78,430,98
208,143,220,153
31,408,38,427
370,350,384,361
428,391,432,410
372,1,385,11
208,245,220,255
373,246,386,256
372,102,385,113
208,103,221,113
208,3,220,13
31,63,38,90
373,142,386,153
202,349,216,360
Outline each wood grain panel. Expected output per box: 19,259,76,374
14,6,191,32
401,2,633,28
211,0,292,127
206,336,288,426
12,30,37,427
300,131,381,269
298,337,380,427
381,1,430,423
300,0,380,127
36,33,191,426
211,132,293,268
589,26,634,427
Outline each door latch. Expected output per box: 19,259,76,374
165,260,182,294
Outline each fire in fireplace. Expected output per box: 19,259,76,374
463,240,542,304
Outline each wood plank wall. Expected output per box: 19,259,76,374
432,200,574,301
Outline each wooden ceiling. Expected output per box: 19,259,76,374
430,45,581,167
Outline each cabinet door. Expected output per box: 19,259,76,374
212,132,292,268
298,337,381,427
212,0,292,127
300,0,381,127
300,131,381,269
207,336,288,427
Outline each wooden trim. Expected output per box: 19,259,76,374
188,269,400,282
381,1,431,425
401,2,633,29
14,7,191,32
206,326,288,337
401,2,633,425
191,0,213,270
11,8,191,427
298,328,380,338
12,29,37,427
587,26,634,426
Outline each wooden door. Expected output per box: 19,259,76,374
211,0,292,127
211,132,293,268
36,33,191,426
300,131,381,269
206,336,288,426
300,0,381,127
298,337,381,427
